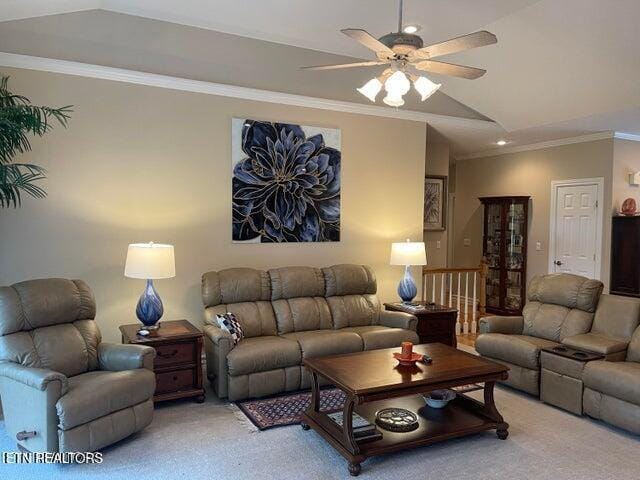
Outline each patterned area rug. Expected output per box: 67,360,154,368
235,384,483,430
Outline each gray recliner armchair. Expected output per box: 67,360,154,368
476,273,603,395
0,278,156,452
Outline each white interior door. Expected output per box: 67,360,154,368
552,183,599,277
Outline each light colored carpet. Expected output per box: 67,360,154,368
1,380,639,480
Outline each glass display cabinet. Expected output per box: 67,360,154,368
480,196,530,315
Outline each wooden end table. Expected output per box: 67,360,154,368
384,302,458,347
120,319,205,403
301,343,509,476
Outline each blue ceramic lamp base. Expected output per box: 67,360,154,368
397,266,418,303
136,279,164,329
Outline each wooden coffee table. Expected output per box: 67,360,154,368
300,343,509,476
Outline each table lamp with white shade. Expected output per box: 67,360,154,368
124,242,175,329
390,239,427,303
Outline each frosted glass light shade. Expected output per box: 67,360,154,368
124,242,176,279
357,78,383,102
390,240,427,266
383,94,405,107
414,76,441,101
385,71,411,96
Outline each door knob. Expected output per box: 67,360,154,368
554,260,563,266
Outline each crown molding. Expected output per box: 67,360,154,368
0,52,499,130
456,132,616,161
614,132,640,142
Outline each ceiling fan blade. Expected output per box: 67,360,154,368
410,30,497,60
341,28,394,56
301,60,387,71
413,60,486,79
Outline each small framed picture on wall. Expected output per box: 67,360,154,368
424,175,447,231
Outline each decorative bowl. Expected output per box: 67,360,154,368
423,389,456,409
392,352,423,366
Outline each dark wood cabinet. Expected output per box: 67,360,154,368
384,302,457,348
480,196,530,315
120,319,205,403
610,216,640,297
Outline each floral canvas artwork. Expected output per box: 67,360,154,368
232,119,341,243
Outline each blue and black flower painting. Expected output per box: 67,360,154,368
232,119,341,242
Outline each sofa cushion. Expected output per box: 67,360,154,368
202,268,271,306
269,267,325,300
591,294,640,340
562,333,628,355
341,326,418,350
528,274,603,312
282,330,363,359
326,295,380,329
583,361,640,406
226,336,301,376
205,301,277,338
56,369,155,430
522,302,593,342
0,279,95,334
323,264,376,297
272,297,332,334
475,333,560,369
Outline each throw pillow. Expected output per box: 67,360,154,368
216,312,244,345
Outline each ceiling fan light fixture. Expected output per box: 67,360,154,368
357,78,383,102
413,76,441,101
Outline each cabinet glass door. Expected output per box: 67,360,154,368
484,202,503,308
505,202,526,311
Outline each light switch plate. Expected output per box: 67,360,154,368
463,238,471,246
436,241,441,249
536,241,542,251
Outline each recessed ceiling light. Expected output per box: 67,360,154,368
496,140,507,146
402,24,421,34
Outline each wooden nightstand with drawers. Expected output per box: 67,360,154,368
384,302,458,348
120,319,205,403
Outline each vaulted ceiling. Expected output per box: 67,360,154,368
1,0,639,156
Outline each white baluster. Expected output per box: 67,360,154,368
463,272,469,334
449,272,453,307
456,273,461,335
431,274,436,303
422,272,426,302
472,272,478,333
440,273,445,306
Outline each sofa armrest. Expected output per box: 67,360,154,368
562,333,629,357
0,362,68,393
203,324,234,348
379,310,418,331
98,343,156,371
479,315,524,335
202,324,233,399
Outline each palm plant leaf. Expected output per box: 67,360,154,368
0,75,71,207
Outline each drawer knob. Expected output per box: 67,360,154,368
158,349,178,358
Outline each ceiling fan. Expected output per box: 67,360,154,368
301,0,497,107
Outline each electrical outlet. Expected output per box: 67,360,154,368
463,238,471,246
436,241,441,249
536,241,542,251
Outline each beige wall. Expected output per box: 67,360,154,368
423,130,449,268
453,139,614,290
0,68,426,343
613,138,640,213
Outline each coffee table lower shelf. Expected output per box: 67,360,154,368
301,392,507,476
